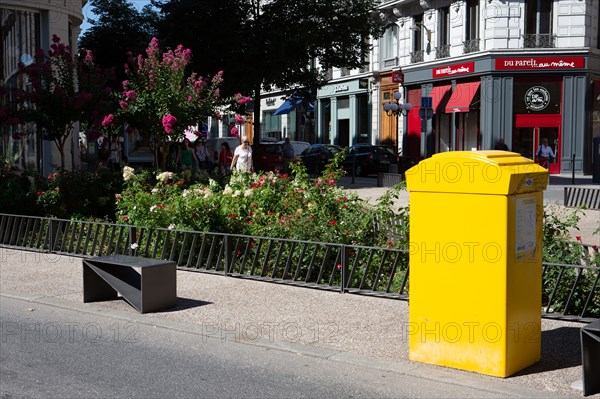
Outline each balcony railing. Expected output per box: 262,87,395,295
522,33,556,48
410,50,424,64
435,44,450,59
463,38,480,54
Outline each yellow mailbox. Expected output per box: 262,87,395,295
405,151,548,378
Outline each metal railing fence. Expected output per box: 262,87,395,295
1,213,597,321
0,214,409,298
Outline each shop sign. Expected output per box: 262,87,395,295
265,98,276,106
433,62,474,78
392,71,404,83
334,85,349,93
495,56,585,70
524,86,550,111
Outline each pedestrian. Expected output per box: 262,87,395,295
108,136,122,170
494,138,509,151
218,142,233,174
177,138,198,179
231,136,254,173
194,139,209,170
536,138,555,169
282,137,295,173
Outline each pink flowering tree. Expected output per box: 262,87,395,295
105,37,248,168
15,35,114,169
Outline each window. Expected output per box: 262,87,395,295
524,0,554,47
436,7,450,59
413,14,423,52
381,24,398,67
463,0,480,53
262,112,281,135
438,7,449,46
526,0,552,35
466,0,479,40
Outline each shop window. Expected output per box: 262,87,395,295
262,112,281,136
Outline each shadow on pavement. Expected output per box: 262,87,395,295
166,297,213,312
514,326,581,376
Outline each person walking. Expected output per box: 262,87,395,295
177,138,198,179
231,136,253,173
536,138,555,169
494,138,509,151
282,137,295,173
194,139,209,171
218,142,233,174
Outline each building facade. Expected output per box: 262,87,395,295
1,0,85,174
293,0,599,175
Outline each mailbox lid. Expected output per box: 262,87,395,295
405,151,548,195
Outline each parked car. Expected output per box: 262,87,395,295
252,142,284,172
204,137,241,166
343,144,397,176
297,144,343,175
277,140,310,159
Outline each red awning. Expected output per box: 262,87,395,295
445,81,481,113
429,85,452,114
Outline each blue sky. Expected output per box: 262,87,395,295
80,0,152,35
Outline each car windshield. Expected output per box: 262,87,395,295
374,146,396,156
323,145,341,154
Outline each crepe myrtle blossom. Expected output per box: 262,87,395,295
162,114,177,134
102,114,114,127
234,114,245,125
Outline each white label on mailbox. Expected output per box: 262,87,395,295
515,196,537,262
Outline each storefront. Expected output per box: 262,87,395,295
316,78,370,146
402,54,592,174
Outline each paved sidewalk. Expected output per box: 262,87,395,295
339,174,599,245
1,248,596,398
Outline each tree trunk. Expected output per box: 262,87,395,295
252,85,262,144
56,138,66,170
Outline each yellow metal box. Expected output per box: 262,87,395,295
405,151,548,377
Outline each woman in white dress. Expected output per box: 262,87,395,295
231,136,254,172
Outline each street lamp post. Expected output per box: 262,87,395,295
383,91,412,159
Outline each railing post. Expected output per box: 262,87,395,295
341,245,347,293
224,234,232,276
48,219,58,253
128,226,136,256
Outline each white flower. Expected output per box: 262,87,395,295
233,190,241,197
223,186,233,196
122,166,135,182
150,205,157,213
168,224,175,230
244,189,253,198
131,243,138,250
151,188,158,194
157,171,173,182
182,189,189,198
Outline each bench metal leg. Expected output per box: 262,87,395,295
581,319,600,396
83,261,118,303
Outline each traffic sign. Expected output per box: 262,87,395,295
421,96,432,108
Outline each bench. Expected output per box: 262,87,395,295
83,255,177,314
581,319,600,396
564,187,600,210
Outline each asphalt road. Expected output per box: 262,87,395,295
0,295,545,399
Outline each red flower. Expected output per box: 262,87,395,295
592,245,597,250
576,236,582,242
36,191,42,196
336,263,342,270
121,215,129,221
236,250,241,255
328,220,336,225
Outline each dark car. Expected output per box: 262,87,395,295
297,144,343,175
252,142,283,172
343,144,397,176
